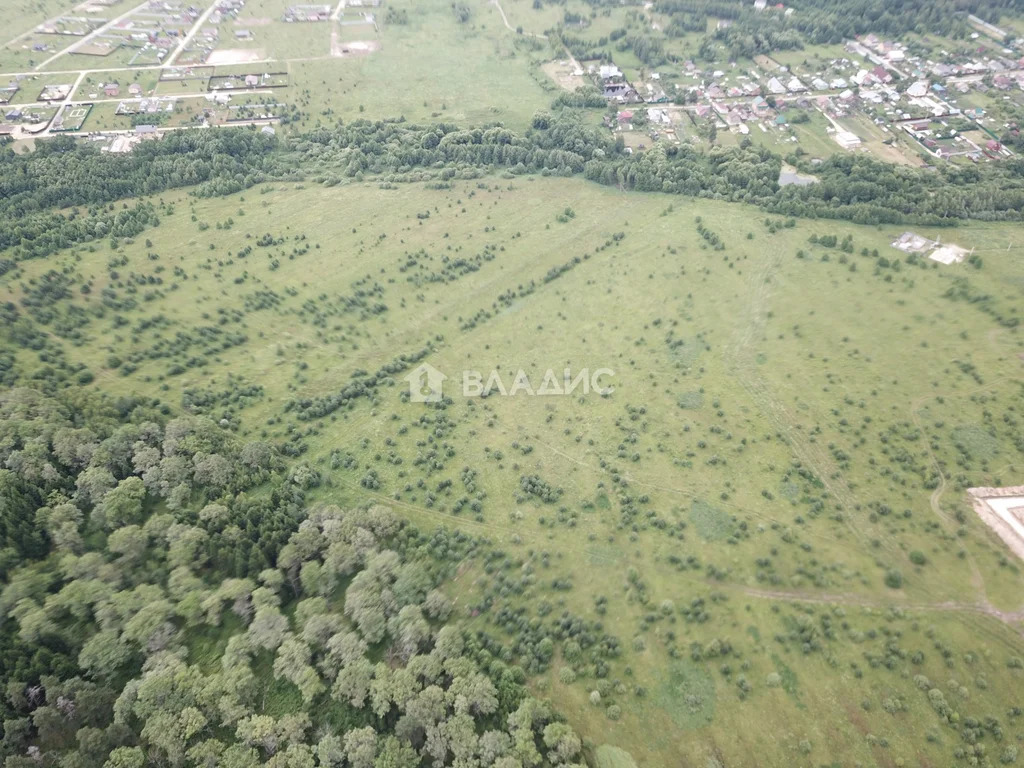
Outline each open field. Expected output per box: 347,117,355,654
281,0,552,129
2,175,1022,767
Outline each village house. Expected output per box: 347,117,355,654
853,69,873,86
647,108,671,126
906,81,929,98
871,65,892,84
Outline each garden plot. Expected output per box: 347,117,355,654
50,102,93,131
542,59,586,92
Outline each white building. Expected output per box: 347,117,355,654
906,81,929,98
834,130,861,149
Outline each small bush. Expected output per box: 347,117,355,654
884,569,903,589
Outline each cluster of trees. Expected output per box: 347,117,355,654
0,385,586,767
0,132,291,261
766,0,1019,42
650,0,1020,60
292,114,1024,225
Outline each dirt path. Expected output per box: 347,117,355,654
725,250,877,553
490,0,547,39
736,584,1024,634
910,377,1024,617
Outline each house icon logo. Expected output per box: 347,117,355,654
404,363,447,403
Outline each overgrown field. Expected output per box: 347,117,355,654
2,175,1022,766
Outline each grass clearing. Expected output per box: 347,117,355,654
1,175,1022,767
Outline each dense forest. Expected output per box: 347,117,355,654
0,388,586,768
0,132,295,260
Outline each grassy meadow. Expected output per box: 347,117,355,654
2,175,1023,766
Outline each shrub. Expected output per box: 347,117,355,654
884,569,903,589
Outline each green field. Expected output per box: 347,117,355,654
3,174,1022,767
